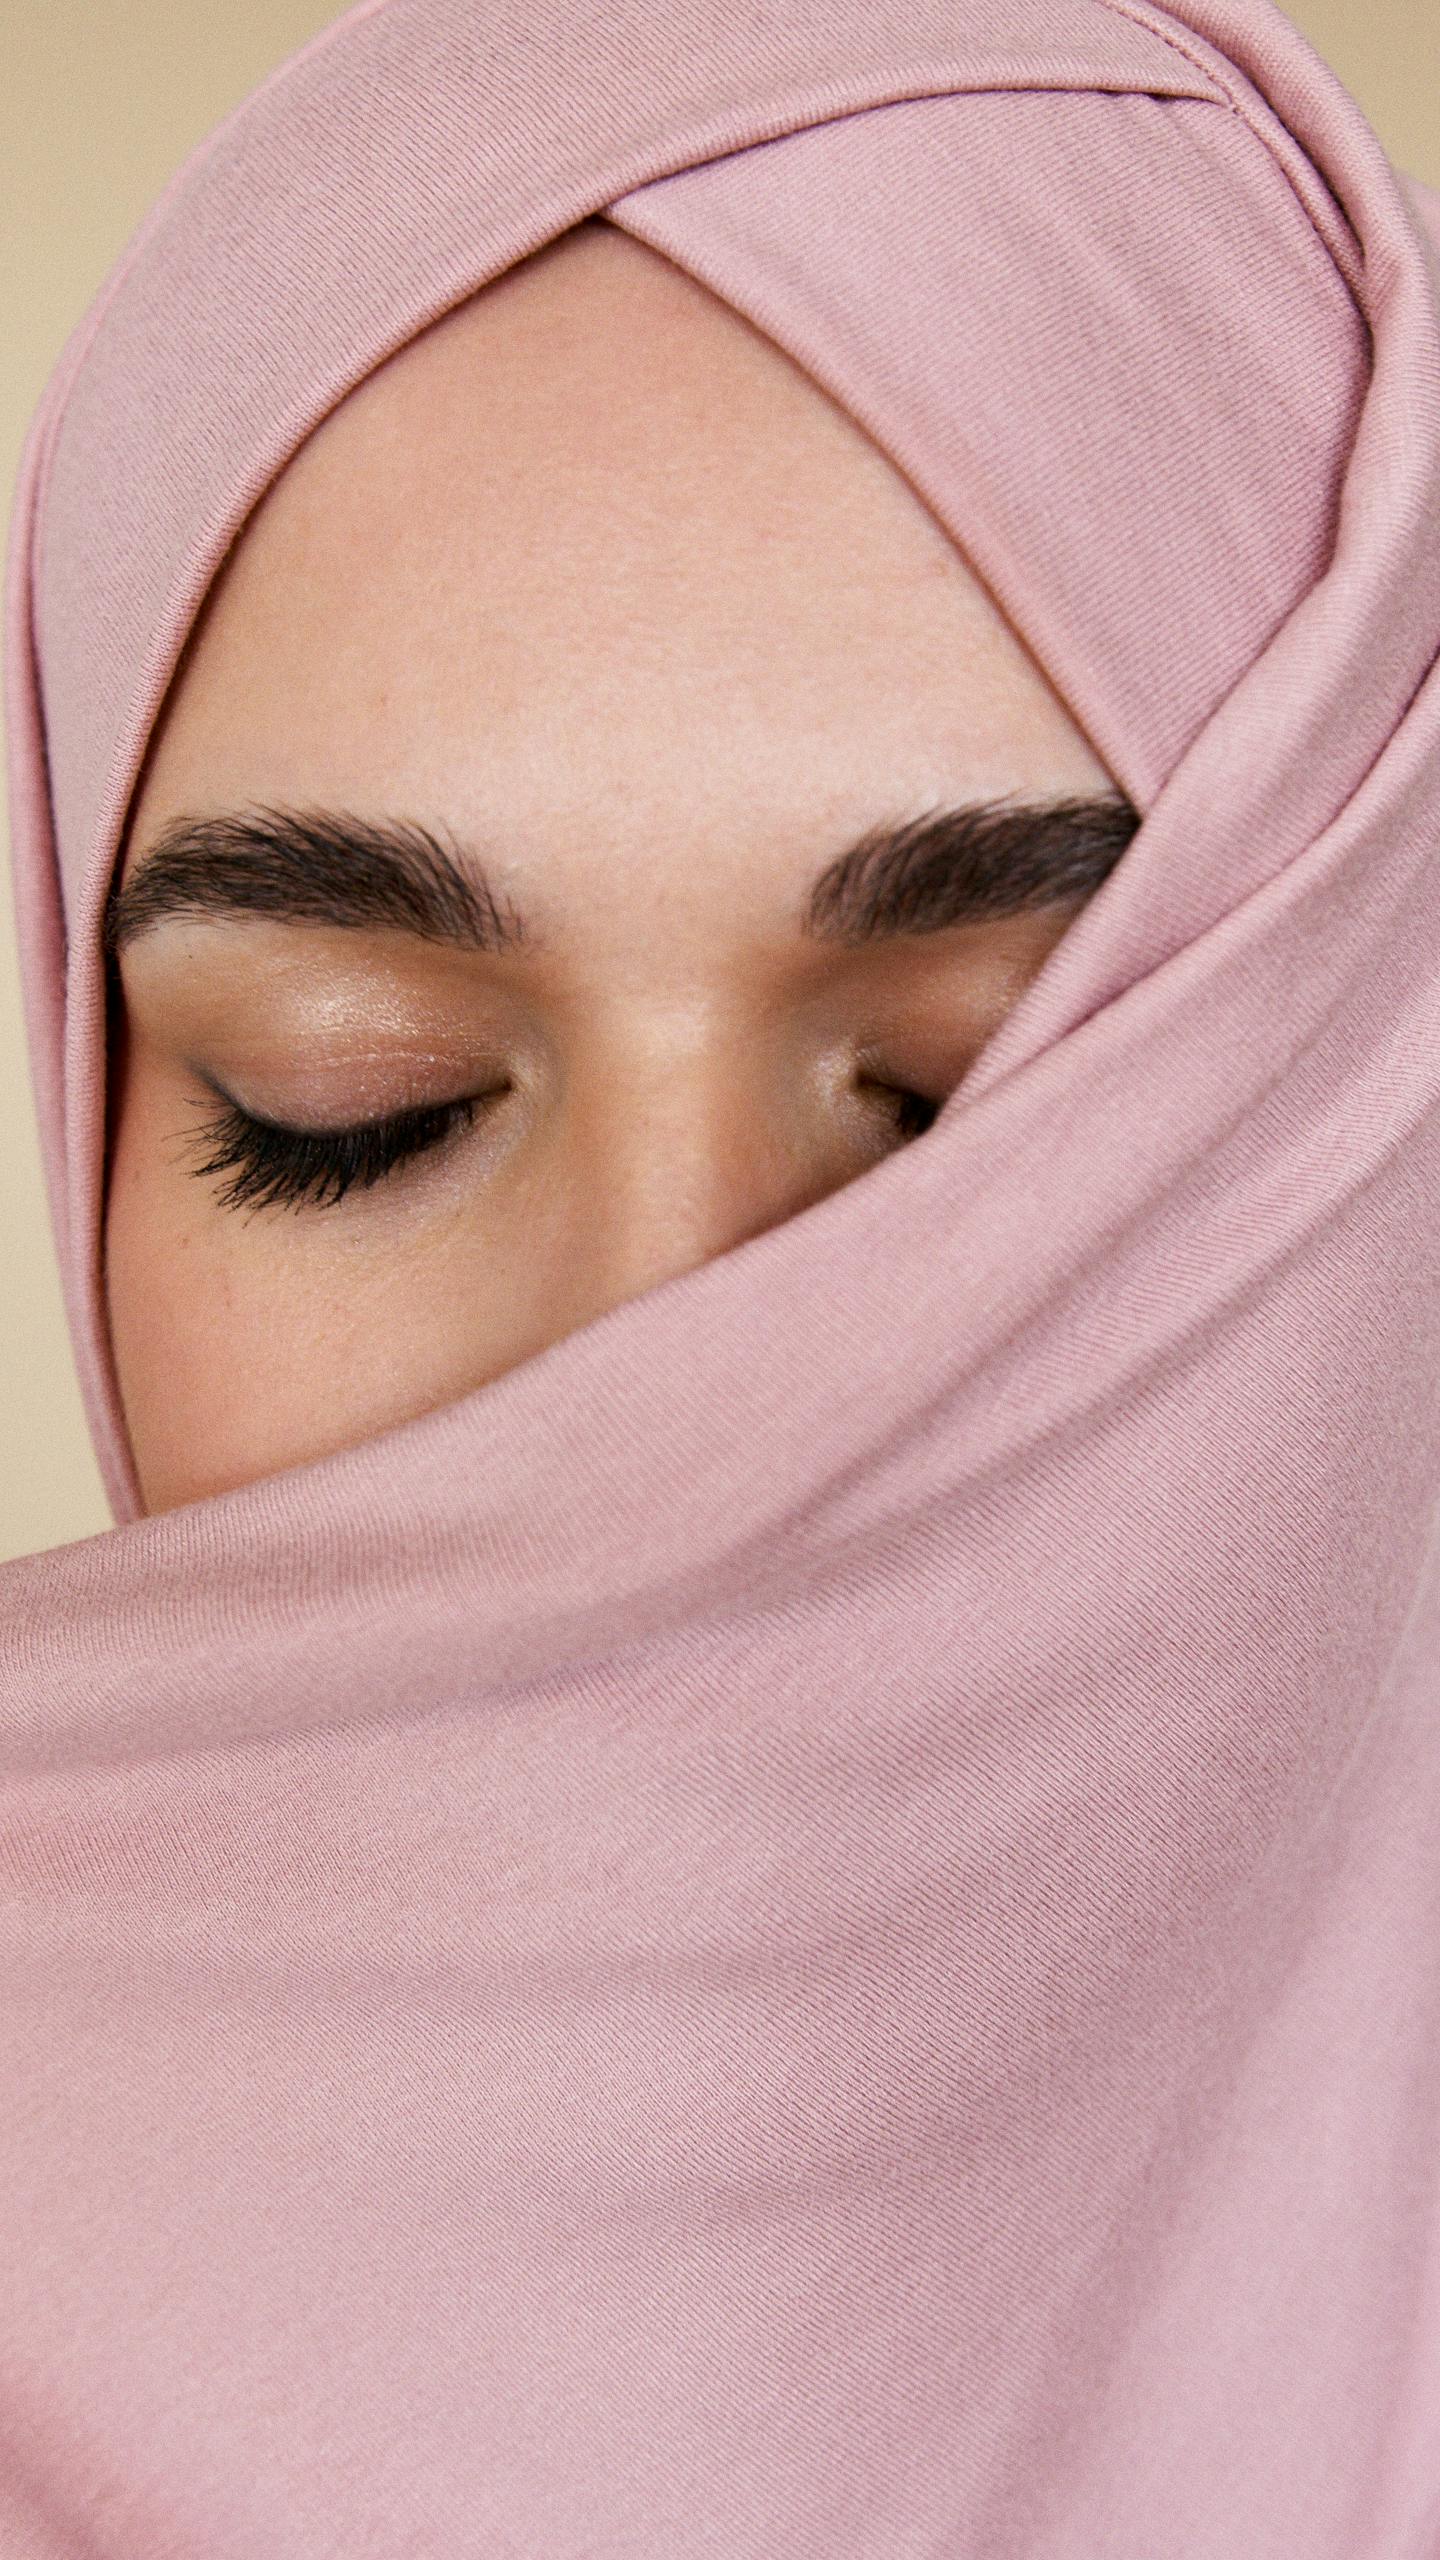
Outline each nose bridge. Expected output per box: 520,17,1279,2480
558,1022,844,1315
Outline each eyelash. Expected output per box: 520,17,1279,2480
880,1088,940,1143
187,1075,939,1218
188,1092,482,1213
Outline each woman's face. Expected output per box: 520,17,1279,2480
106,220,1128,1514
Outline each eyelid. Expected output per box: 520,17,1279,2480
183,1083,495,1214
188,1053,501,1131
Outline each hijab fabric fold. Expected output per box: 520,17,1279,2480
5,1,1440,2549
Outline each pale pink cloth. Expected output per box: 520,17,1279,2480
5,1,1440,2551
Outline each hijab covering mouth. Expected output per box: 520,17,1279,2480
6,0,1440,2549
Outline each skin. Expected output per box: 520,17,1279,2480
106,218,1119,1515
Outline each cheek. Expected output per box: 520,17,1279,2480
102,1081,528,1512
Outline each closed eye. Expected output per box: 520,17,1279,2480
184,1089,487,1214
182,1067,940,1220
863,1082,941,1142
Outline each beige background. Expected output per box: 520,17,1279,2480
3,3,1438,1564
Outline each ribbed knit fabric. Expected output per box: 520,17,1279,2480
4,2,1440,2551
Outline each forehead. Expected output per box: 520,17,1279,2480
125,221,1108,886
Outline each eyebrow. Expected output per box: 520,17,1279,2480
103,794,1140,959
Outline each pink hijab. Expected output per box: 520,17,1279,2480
6,0,1440,2548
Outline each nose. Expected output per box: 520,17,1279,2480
544,1038,891,1331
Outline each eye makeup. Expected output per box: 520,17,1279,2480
184,1088,492,1213
183,1069,942,1219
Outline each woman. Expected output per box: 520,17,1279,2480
4,0,1440,2551
100,215,1136,1513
